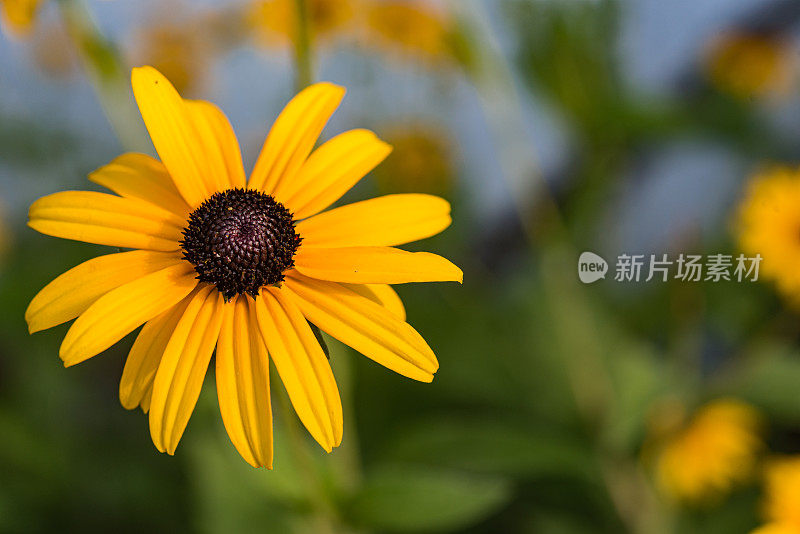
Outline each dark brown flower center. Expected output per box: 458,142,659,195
180,188,301,300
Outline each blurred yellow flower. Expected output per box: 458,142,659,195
132,23,209,95
706,32,794,100
753,524,800,534
374,125,453,197
652,399,762,504
364,1,452,62
30,19,78,78
26,65,460,468
248,0,354,47
757,457,800,530
737,166,800,303
0,0,43,37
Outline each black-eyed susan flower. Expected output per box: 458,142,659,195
705,31,794,100
26,66,461,468
751,457,800,533
30,18,78,79
0,0,43,37
374,124,453,197
650,399,762,504
247,0,354,48
363,1,453,63
738,166,800,304
131,22,210,95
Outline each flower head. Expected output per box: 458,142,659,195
651,399,762,504
1,0,43,37
363,1,453,62
737,166,800,303
26,66,461,468
374,124,453,197
247,0,354,48
132,23,209,95
759,457,800,530
705,31,794,100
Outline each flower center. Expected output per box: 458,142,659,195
180,188,301,300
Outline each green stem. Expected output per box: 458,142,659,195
57,0,149,152
275,373,339,534
330,346,363,492
293,0,313,91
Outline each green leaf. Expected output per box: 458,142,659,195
384,416,594,480
346,466,511,533
723,341,800,422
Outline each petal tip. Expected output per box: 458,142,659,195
419,372,435,383
317,81,346,96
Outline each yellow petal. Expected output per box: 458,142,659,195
283,273,438,382
26,250,181,334
216,296,273,468
341,284,406,321
88,153,191,217
1,0,41,37
120,290,196,411
140,384,154,413
185,100,247,191
28,191,184,251
59,262,198,367
254,287,343,451
149,285,225,455
131,66,215,207
293,246,463,284
296,194,451,247
248,82,345,193
275,129,392,218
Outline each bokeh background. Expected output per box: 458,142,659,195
4,0,800,532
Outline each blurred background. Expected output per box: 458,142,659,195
4,0,800,532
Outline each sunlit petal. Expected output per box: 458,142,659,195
26,250,181,334
88,153,191,217
216,295,273,468
294,246,463,284
248,82,345,193
28,191,184,251
59,262,197,367
296,194,451,247
275,129,391,218
149,285,225,455
254,287,343,451
284,273,438,382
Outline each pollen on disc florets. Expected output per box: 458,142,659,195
180,188,301,300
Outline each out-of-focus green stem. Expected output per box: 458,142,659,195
275,383,339,534
451,2,672,532
293,0,313,91
57,0,149,152
330,346,363,492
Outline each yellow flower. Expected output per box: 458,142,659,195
737,166,800,303
0,0,43,37
706,32,794,100
25,66,461,468
248,0,354,47
374,125,453,197
30,19,77,79
653,399,762,503
132,23,210,95
364,1,452,62
760,457,800,529
752,524,800,534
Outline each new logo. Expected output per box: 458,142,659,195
578,251,608,284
